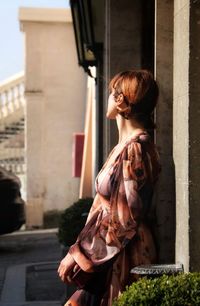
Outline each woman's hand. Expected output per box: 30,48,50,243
57,253,77,284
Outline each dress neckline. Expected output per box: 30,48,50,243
116,130,148,147
98,131,149,174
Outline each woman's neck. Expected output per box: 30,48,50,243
116,114,145,143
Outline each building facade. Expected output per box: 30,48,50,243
70,0,200,272
19,8,87,227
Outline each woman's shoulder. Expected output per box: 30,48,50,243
123,133,161,182
123,132,151,159
123,133,160,169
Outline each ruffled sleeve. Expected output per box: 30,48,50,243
68,141,149,272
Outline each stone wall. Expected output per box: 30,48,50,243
19,8,87,227
174,0,200,272
155,0,175,263
103,0,143,158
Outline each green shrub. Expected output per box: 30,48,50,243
113,273,200,306
43,210,63,229
57,197,93,247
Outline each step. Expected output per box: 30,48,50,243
0,261,62,306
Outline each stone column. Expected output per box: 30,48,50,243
25,92,45,227
104,0,142,157
154,0,175,263
189,0,200,272
174,0,200,272
19,8,87,228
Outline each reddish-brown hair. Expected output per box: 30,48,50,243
109,70,159,127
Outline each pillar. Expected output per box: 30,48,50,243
19,8,87,227
104,0,143,157
174,0,200,271
154,0,175,263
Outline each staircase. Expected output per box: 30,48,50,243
0,72,25,175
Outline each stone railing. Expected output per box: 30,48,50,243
0,72,25,123
0,72,25,174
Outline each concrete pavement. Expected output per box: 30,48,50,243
0,229,67,306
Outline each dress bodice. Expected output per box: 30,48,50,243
95,131,152,199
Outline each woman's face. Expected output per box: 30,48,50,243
106,89,118,119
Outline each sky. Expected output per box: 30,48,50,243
0,0,69,82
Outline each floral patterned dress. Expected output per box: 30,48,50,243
65,132,161,306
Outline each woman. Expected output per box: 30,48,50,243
58,69,161,306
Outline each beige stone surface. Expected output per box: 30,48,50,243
173,1,190,271
26,199,44,228
19,8,87,227
79,77,94,198
19,7,72,23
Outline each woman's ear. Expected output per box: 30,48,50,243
115,93,124,106
115,94,131,115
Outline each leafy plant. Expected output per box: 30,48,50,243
57,197,93,247
43,210,63,229
113,273,200,306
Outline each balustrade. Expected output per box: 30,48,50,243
0,72,25,120
0,72,25,174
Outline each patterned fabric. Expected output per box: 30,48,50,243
65,132,161,306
